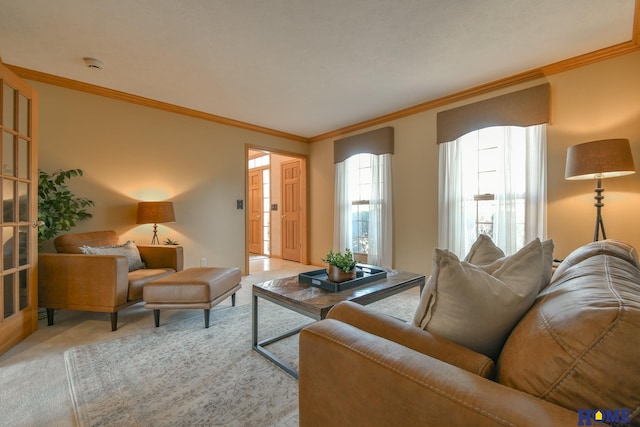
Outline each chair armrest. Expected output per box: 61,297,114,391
327,301,494,377
299,319,579,427
137,245,184,271
38,253,129,311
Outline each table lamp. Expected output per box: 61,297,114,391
565,138,635,241
136,201,176,244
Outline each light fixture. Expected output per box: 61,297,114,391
136,201,176,245
565,138,636,241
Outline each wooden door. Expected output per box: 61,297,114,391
248,169,263,254
0,61,38,356
281,159,301,262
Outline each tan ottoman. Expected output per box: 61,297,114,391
143,267,242,328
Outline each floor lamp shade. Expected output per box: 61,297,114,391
565,139,636,241
565,139,635,180
137,201,176,244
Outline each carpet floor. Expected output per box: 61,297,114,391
65,303,303,427
63,292,418,427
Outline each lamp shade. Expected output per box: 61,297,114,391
136,201,176,224
565,139,636,180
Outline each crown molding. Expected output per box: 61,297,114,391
6,64,310,143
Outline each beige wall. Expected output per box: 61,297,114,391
309,51,640,275
34,51,640,277
546,52,640,257
34,82,309,272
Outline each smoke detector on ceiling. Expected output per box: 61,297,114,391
83,57,104,70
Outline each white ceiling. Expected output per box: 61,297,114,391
0,0,635,139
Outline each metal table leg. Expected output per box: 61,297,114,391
252,293,311,379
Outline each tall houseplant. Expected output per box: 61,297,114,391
38,169,94,245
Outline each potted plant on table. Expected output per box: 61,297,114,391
322,248,357,283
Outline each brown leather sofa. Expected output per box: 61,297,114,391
299,240,640,426
38,230,183,331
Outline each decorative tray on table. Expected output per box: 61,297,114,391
298,265,387,292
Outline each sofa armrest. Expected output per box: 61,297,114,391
38,253,130,311
327,301,494,377
137,245,184,271
299,319,578,427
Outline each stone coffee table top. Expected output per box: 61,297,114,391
253,269,425,320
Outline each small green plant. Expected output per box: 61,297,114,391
164,237,180,245
38,169,94,244
322,248,357,273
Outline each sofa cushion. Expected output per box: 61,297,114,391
412,238,543,360
80,240,145,272
496,240,640,421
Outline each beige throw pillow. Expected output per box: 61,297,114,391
473,239,555,291
80,240,145,272
464,234,505,265
412,238,544,360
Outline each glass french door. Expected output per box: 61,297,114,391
0,61,38,356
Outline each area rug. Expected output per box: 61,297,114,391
64,292,418,427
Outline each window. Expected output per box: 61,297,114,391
248,154,269,169
439,124,546,257
348,153,372,257
334,153,393,267
467,127,526,243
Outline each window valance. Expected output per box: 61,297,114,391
436,84,550,144
334,126,394,163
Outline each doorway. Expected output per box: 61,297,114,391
246,147,308,273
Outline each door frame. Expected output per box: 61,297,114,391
244,145,308,274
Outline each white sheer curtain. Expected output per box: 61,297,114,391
333,159,352,254
438,124,546,257
333,153,393,268
438,138,475,258
368,153,393,267
524,124,547,244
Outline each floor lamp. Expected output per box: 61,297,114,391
565,139,635,241
137,201,176,244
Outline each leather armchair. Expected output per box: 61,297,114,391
38,230,183,330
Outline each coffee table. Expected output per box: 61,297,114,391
252,269,425,378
